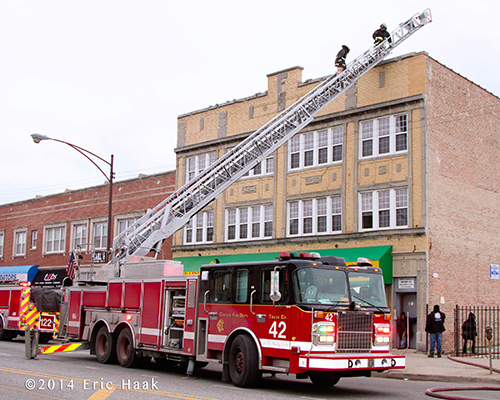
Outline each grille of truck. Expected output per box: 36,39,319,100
336,310,373,353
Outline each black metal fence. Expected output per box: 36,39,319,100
455,305,500,358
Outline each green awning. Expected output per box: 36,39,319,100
174,245,393,284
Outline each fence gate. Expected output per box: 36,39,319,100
455,305,500,358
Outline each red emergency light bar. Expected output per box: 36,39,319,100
279,251,321,261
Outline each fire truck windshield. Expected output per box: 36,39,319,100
348,271,388,308
293,268,349,305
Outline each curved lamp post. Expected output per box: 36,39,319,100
31,133,114,261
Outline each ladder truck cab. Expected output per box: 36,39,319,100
0,266,64,343
55,252,402,388
198,251,401,387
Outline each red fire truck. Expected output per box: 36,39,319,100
0,266,64,343
48,252,403,387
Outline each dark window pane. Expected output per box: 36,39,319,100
303,217,312,234
228,226,236,240
253,163,262,175
196,229,203,242
379,210,390,228
240,224,248,239
264,221,273,237
317,216,327,232
318,148,328,164
362,212,373,229
333,145,342,162
207,227,214,242
396,133,407,151
291,153,300,169
186,229,192,243
379,136,390,154
362,140,373,157
397,209,408,226
304,150,313,166
290,220,299,235
252,223,260,238
332,215,341,231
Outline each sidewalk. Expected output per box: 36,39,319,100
378,350,500,385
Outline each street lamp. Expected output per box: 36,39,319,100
31,133,115,261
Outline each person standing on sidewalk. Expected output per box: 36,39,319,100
426,305,446,357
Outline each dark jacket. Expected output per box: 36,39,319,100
335,46,349,67
373,28,392,43
425,305,446,333
462,313,477,340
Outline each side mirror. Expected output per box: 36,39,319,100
270,270,281,303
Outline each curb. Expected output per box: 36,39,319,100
378,371,500,385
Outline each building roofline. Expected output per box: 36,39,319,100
177,52,430,119
1,170,176,208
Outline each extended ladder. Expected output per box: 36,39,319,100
112,9,432,264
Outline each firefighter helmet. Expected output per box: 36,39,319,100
380,23,387,30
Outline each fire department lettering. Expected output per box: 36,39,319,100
269,314,287,320
216,319,224,333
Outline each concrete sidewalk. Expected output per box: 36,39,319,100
378,350,500,385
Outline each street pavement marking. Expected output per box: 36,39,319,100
0,366,220,400
87,387,116,400
0,383,65,400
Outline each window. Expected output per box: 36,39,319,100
288,127,343,170
261,268,288,303
236,269,249,303
31,230,37,250
73,224,88,251
0,231,4,258
226,205,273,241
14,230,27,256
213,271,232,302
287,197,342,236
186,152,217,182
45,226,66,254
359,188,409,230
117,218,137,235
93,222,107,250
241,155,274,177
184,212,214,244
360,114,408,158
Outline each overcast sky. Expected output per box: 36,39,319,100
1,0,498,205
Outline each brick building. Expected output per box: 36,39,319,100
172,52,500,352
0,171,176,274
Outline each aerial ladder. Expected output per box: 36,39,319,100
111,10,432,269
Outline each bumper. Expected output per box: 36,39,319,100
297,353,405,372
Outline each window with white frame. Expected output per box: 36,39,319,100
186,152,217,182
184,211,214,244
45,226,66,254
93,222,107,250
242,155,274,177
0,231,4,258
289,127,343,170
360,114,408,158
287,196,342,236
73,223,88,251
117,218,137,235
14,229,27,256
31,230,37,250
226,205,273,241
360,188,408,230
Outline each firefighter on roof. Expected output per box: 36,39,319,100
373,23,392,44
335,45,350,75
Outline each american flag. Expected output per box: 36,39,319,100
67,251,78,281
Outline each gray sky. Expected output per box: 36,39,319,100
1,0,498,205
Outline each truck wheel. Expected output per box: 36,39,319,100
309,371,340,386
95,326,117,364
0,319,14,341
116,328,143,368
228,335,261,387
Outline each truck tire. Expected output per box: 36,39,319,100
95,326,117,364
228,335,261,388
0,319,15,341
116,328,144,368
309,371,340,386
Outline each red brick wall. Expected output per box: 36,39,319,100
0,171,176,267
426,57,500,349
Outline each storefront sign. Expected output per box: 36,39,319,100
398,278,415,290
